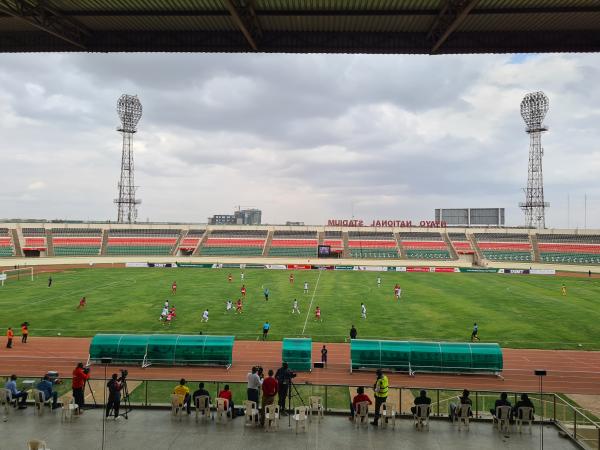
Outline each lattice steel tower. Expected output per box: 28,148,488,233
114,94,142,223
519,91,550,229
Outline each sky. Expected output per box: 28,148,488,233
0,52,599,228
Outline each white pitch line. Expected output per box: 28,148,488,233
301,269,322,335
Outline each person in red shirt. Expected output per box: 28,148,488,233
218,384,235,418
315,306,322,322
171,281,177,294
72,362,91,412
236,299,243,314
169,306,176,320
6,327,14,348
289,273,294,284
241,285,246,297
260,369,279,425
78,297,86,309
350,387,372,420
228,273,233,283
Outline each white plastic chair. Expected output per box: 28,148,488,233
516,407,533,433
194,395,211,422
414,404,430,431
308,396,324,423
457,404,471,430
293,406,308,433
216,398,231,422
380,402,396,429
61,397,79,422
244,400,259,426
27,439,49,450
495,406,512,433
354,401,369,428
0,388,12,417
170,394,183,421
32,389,49,416
264,404,280,431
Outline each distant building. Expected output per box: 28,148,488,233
208,208,262,225
285,221,305,226
435,208,505,227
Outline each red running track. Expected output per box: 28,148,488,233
2,337,600,395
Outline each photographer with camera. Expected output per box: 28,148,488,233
72,362,90,413
247,366,263,404
275,362,296,414
106,372,124,420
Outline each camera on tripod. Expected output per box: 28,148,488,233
119,369,128,379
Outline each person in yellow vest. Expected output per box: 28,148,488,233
371,369,388,426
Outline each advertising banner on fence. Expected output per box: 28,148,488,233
148,263,175,268
287,264,312,270
244,264,266,269
334,265,354,271
317,265,335,270
176,263,214,268
529,268,556,275
126,262,148,268
459,267,499,273
221,263,243,269
265,264,287,270
396,267,407,272
433,267,459,273
353,266,389,272
406,267,431,272
498,269,530,274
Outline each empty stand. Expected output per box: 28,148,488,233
538,234,600,264
106,229,180,256
0,228,15,257
398,232,451,260
448,232,475,255
269,230,317,257
474,233,532,262
201,229,267,257
52,228,102,256
348,231,399,259
21,228,47,251
179,229,204,254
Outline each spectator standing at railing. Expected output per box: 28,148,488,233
247,366,262,404
260,369,278,426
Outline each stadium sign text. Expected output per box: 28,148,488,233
327,219,447,228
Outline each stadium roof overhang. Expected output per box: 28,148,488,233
0,1,599,54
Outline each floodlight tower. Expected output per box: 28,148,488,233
519,91,550,229
114,94,142,223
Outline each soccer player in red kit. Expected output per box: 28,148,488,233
171,281,177,295
228,273,233,283
241,285,246,297
315,306,322,322
236,299,243,314
289,273,294,284
78,297,87,309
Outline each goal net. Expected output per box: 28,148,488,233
1,267,34,286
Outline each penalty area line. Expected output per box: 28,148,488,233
301,270,322,335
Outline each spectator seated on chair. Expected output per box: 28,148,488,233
513,394,535,420
350,387,372,420
449,389,472,420
411,390,431,416
192,382,211,407
5,374,27,409
218,384,236,418
172,378,191,415
36,375,59,409
490,392,512,419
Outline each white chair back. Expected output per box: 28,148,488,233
355,401,369,427
414,404,430,430
244,400,259,426
32,389,46,416
216,398,230,421
293,406,308,433
265,404,280,431
457,403,471,430
516,406,534,433
0,388,12,414
496,406,512,432
194,395,211,422
61,396,79,422
309,396,324,422
380,402,396,428
170,394,183,420
27,439,47,450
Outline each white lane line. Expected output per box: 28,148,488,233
301,270,322,335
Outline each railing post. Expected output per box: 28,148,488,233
436,390,440,416
553,395,556,422
574,410,577,439
399,388,402,415
325,386,328,412
597,425,599,450
475,392,479,418
144,380,148,406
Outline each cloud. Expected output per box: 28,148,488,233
0,52,599,227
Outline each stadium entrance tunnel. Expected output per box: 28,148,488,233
89,334,234,368
350,340,503,375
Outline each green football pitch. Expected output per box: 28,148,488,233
0,268,599,350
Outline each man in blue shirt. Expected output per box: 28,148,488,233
36,375,59,409
5,374,28,409
262,321,270,340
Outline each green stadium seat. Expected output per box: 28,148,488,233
268,247,316,257
201,246,263,256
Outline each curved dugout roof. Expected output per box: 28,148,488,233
0,1,599,54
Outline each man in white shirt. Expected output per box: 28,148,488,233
361,303,367,319
202,309,209,322
304,282,309,294
226,300,232,312
292,299,300,314
247,366,263,404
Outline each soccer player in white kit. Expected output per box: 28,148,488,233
361,303,367,319
160,306,168,321
226,300,232,312
377,276,381,287
202,309,209,322
241,272,245,281
292,299,300,314
304,282,309,294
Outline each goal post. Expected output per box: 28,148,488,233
1,267,34,286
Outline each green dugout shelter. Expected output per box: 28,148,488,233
89,334,234,368
350,339,502,375
282,338,312,372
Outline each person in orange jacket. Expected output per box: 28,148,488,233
6,327,14,348
72,362,91,412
